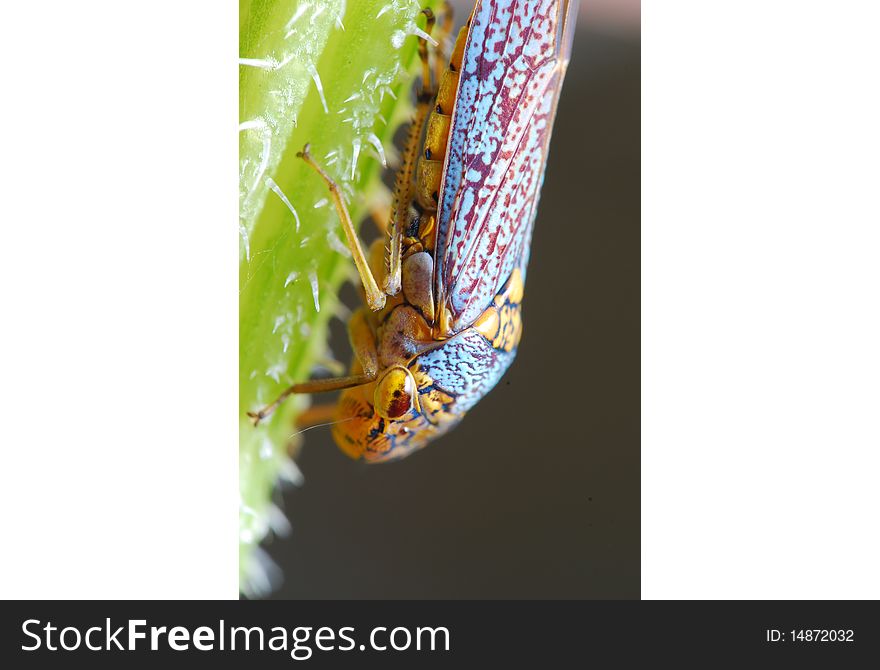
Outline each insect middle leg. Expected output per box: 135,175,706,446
298,144,387,312
432,2,454,84
248,309,379,426
383,9,441,296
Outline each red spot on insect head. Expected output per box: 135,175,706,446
386,392,411,419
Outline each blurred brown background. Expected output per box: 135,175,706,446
265,2,640,599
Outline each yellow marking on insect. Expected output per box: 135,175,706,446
416,159,444,208
506,267,525,304
435,70,460,114
473,307,500,343
449,23,468,72
425,113,451,161
473,268,524,352
411,365,456,420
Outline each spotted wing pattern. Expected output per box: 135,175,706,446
434,0,578,332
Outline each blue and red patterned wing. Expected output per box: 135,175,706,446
434,0,578,333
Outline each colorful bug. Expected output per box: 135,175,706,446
250,0,578,462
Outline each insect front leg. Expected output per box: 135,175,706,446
248,309,380,426
298,144,386,312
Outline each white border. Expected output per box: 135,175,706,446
0,2,238,598
2,0,879,601
643,0,880,598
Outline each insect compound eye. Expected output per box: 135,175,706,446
373,366,418,420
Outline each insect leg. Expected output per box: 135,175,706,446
432,2,454,84
248,309,380,426
383,12,438,296
247,374,375,426
298,144,386,311
293,402,338,430
417,8,437,97
346,307,379,377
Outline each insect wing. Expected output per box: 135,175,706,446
434,0,578,332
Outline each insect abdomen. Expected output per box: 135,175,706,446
416,22,469,210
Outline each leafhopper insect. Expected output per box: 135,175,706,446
251,0,578,462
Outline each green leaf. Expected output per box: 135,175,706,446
239,0,439,594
